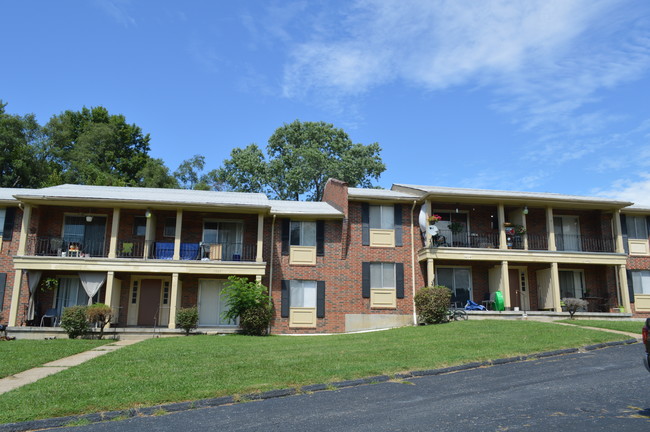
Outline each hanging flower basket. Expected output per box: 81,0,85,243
428,214,442,224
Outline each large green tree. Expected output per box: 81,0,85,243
215,120,386,200
43,106,174,187
0,101,47,187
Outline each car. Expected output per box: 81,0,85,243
641,318,650,372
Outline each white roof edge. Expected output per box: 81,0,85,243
348,187,420,201
393,184,633,207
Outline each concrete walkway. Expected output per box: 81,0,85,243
0,339,145,395
549,321,642,340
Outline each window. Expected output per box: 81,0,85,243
133,217,146,237
63,215,107,256
0,208,5,237
131,280,139,304
202,220,244,260
362,262,404,308
558,270,585,299
369,205,394,229
55,277,90,314
290,221,316,246
164,218,176,237
627,216,649,239
370,263,396,290
436,267,472,305
632,271,650,295
290,280,317,308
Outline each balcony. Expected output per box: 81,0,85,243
28,237,108,258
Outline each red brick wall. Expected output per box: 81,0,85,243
1,206,22,322
264,201,425,334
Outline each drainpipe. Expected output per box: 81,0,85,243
268,215,276,335
411,200,418,326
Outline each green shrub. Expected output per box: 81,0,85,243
86,303,113,339
239,302,274,336
562,297,588,319
60,306,89,339
221,276,273,336
415,285,451,324
176,307,199,336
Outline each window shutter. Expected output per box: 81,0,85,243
3,207,16,240
362,262,370,298
626,270,635,304
361,203,370,246
396,263,405,299
317,281,326,318
281,219,290,256
620,214,628,254
0,273,6,311
394,204,403,247
281,280,290,317
316,220,325,256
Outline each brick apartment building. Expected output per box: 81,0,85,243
0,179,648,336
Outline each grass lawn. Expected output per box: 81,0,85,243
557,319,645,334
0,339,110,379
0,320,629,424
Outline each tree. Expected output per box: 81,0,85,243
0,101,48,187
42,106,175,187
215,120,386,200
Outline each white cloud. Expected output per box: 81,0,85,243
94,0,136,27
594,174,650,206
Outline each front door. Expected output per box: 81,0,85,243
198,280,234,326
138,279,161,326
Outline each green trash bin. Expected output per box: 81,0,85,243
494,291,505,311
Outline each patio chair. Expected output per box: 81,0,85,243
40,308,58,327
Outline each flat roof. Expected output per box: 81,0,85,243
13,184,271,210
392,184,633,209
270,200,343,218
348,187,419,202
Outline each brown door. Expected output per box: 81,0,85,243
138,279,161,326
508,269,520,309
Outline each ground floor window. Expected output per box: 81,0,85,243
631,270,650,295
54,277,89,314
290,280,317,308
436,267,472,306
559,270,585,299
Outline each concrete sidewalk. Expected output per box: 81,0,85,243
0,339,145,395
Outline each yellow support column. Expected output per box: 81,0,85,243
618,264,631,312
426,258,435,286
546,207,556,251
173,209,183,260
498,204,507,249
256,213,264,262
104,271,115,328
168,273,180,329
613,210,625,253
501,261,511,309
108,209,120,258
550,262,562,312
8,272,24,326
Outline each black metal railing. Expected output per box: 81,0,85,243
431,230,499,249
116,239,146,258
555,234,615,253
149,241,257,262
28,236,108,258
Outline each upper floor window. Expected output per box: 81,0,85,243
164,218,176,237
0,208,5,236
290,221,316,246
369,205,394,229
133,216,146,237
626,215,649,239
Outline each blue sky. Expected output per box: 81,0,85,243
2,0,650,204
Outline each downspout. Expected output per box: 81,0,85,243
268,215,277,335
411,200,418,326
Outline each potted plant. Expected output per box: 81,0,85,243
514,224,527,235
428,214,442,225
449,222,464,234
40,277,59,292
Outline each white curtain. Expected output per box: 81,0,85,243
78,272,107,305
27,270,42,321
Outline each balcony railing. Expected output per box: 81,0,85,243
28,237,108,258
555,234,615,253
149,241,257,262
432,230,499,249
429,230,615,253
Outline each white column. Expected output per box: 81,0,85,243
501,261,511,309
143,212,155,259
522,209,529,251
550,262,562,312
104,271,116,328
498,203,506,250
168,273,180,329
8,271,24,326
546,207,556,251
17,204,32,256
426,258,435,286
618,264,631,312
173,209,183,260
256,213,264,262
613,210,624,253
108,208,120,258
